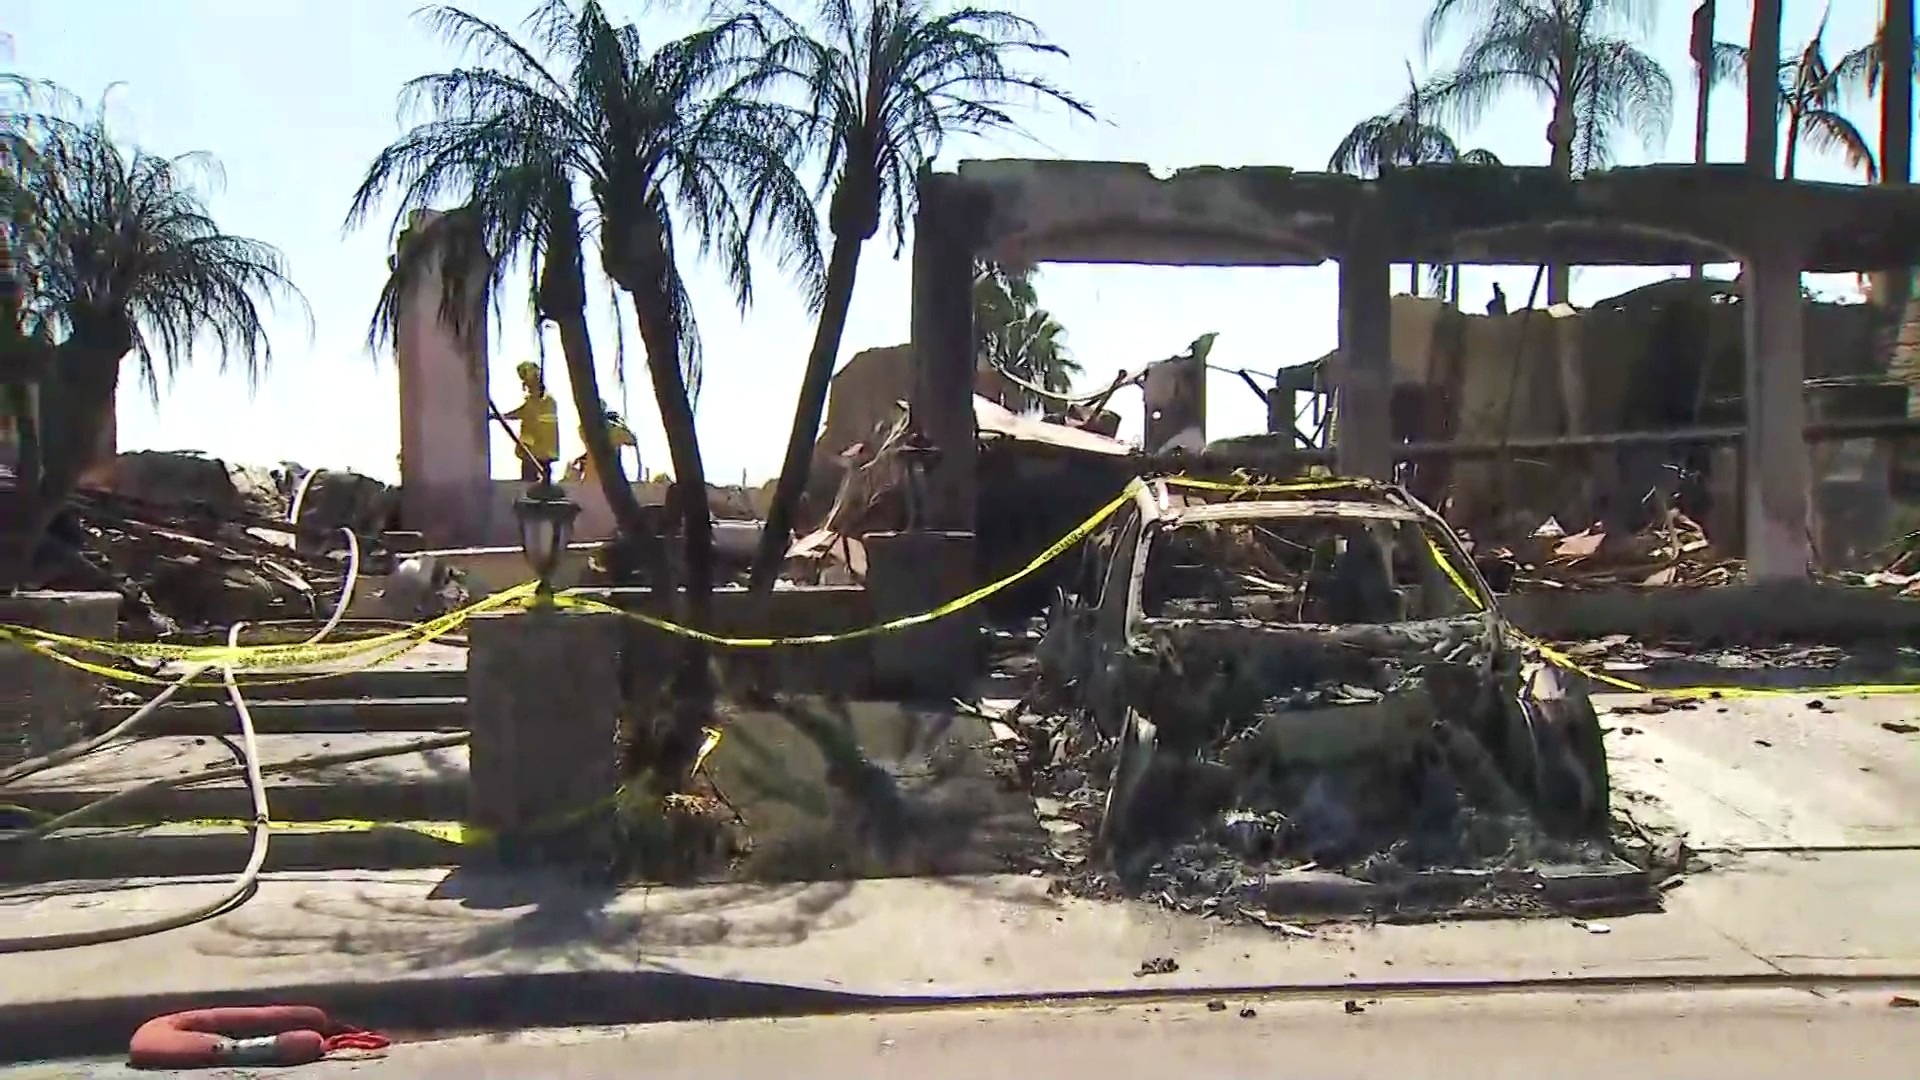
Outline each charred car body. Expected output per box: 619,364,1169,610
1040,476,1613,887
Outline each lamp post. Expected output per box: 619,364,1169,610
513,480,580,606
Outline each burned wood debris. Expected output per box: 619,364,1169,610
30,451,463,640
1008,477,1625,921
1468,506,1920,595
1468,509,1735,592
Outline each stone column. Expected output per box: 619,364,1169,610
466,607,623,866
0,591,120,768
903,172,981,693
909,173,979,534
396,209,494,549
1741,233,1812,580
1335,206,1394,479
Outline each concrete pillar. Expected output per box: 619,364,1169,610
1335,213,1394,479
467,607,623,865
0,591,120,768
865,531,976,700
1741,237,1812,580
1142,351,1206,454
909,174,979,535
396,209,494,549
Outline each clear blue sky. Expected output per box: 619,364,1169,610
3,0,1897,483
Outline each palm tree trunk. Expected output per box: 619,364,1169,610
629,293,714,612
747,232,863,592
1783,104,1803,178
537,201,649,543
626,286,718,786
1547,100,1575,306
1887,0,1914,187
0,340,120,590
1748,0,1784,179
1547,87,1582,435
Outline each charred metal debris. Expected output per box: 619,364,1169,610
1022,476,1630,920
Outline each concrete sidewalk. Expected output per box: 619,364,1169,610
4,850,1920,1062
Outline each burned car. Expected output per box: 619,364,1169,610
1039,476,1612,887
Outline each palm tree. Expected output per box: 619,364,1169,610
973,262,1079,410
1710,12,1878,180
733,0,1095,592
347,2,823,783
1828,10,1919,155
1328,62,1501,300
346,1,822,625
1,76,304,588
1419,0,1673,306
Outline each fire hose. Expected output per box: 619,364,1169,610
128,1004,389,1069
0,517,413,952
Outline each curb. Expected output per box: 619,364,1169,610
9,966,1920,1065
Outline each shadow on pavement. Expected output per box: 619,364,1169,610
190,868,860,971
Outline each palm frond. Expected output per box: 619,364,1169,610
736,0,1093,254
1798,107,1878,180
350,2,825,389
3,74,307,399
1420,0,1670,178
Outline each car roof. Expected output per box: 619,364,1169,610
1158,498,1428,526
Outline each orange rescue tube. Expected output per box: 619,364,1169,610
128,1005,375,1070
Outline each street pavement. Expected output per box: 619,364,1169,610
9,988,1920,1079
1598,690,1920,849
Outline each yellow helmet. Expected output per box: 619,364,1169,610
515,361,541,380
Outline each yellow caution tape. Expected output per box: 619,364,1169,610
0,582,536,669
10,472,1920,702
2,727,727,847
1417,516,1920,699
553,482,1147,647
0,584,537,686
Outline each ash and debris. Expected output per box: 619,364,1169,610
983,628,1621,929
26,451,466,640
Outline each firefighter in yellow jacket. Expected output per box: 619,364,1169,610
504,361,558,483
568,403,637,485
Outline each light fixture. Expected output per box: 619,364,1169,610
513,480,580,605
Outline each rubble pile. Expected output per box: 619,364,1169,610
34,452,449,639
1470,508,1737,592
1472,509,1920,596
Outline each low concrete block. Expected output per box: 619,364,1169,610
467,608,622,866
0,591,121,768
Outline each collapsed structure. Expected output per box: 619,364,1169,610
897,160,1920,613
